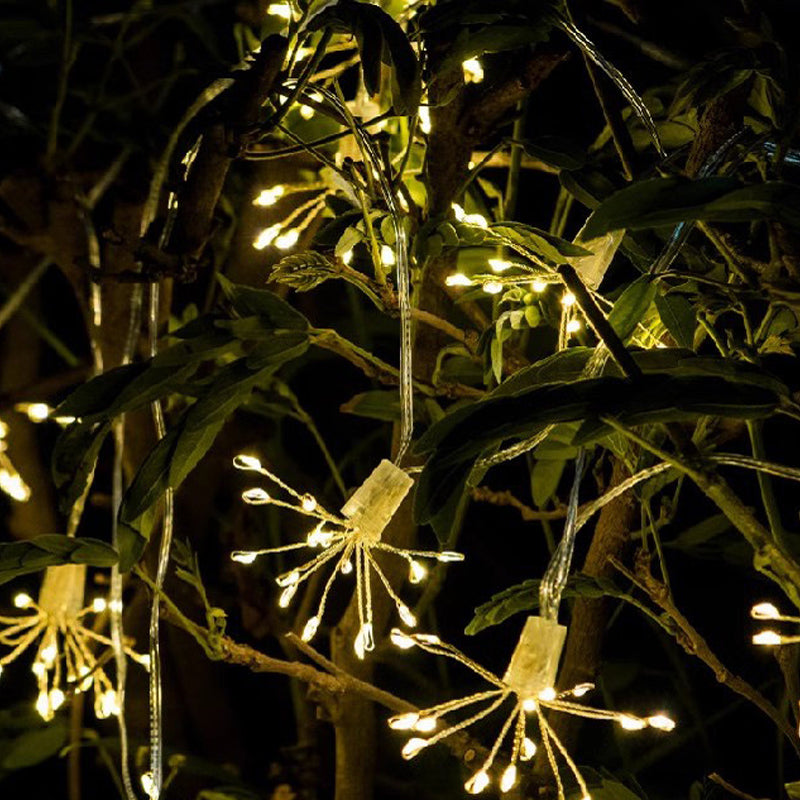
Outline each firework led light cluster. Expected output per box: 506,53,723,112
389,616,675,797
230,456,463,659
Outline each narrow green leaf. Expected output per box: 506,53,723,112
655,293,696,349
607,275,656,342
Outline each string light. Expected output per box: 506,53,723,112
253,186,285,207
445,273,473,287
389,616,674,797
452,203,488,229
532,279,548,293
419,107,431,134
381,244,396,267
230,456,463,659
462,58,485,84
266,3,292,19
566,319,582,334
488,259,512,273
561,292,577,307
254,225,281,250
483,281,503,295
0,565,148,721
751,602,800,645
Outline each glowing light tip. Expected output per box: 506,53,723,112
561,292,577,307
465,770,490,794
13,592,33,609
92,597,107,613
437,551,464,562
566,319,582,334
232,551,258,565
301,616,320,642
233,454,262,471
520,737,537,761
532,279,548,292
389,712,419,730
398,604,417,628
253,225,281,250
572,682,594,697
488,258,512,273
500,764,517,792
538,687,557,702
402,737,428,759
619,715,647,731
390,629,416,649
419,107,431,134
409,560,427,584
242,487,270,504
446,273,473,287
267,3,292,19
751,602,780,620
462,58,484,83
381,244,396,267
253,186,285,206
275,229,300,250
647,714,675,731
753,630,782,646
483,281,503,295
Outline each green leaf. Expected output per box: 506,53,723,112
415,373,783,524
655,293,696,349
340,390,402,421
1,720,67,769
465,574,614,635
583,177,800,238
488,222,592,264
217,274,309,330
117,357,284,569
307,0,421,114
522,135,586,171
52,420,111,515
0,535,118,585
607,275,656,342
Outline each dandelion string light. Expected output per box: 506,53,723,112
0,565,148,721
389,453,675,796
252,182,330,252
388,625,674,797
231,456,463,659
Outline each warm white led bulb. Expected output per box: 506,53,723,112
462,58,484,83
647,714,675,731
35,691,50,719
24,403,51,423
538,687,557,702
408,560,427,584
566,319,582,334
561,292,577,307
414,716,437,733
532,279,548,293
301,495,317,513
40,644,57,666
233,454,262,471
402,737,428,759
253,186,285,207
342,248,353,265
301,616,320,642
275,229,300,250
340,559,353,575
465,770,490,794
500,764,517,792
253,225,281,250
572,682,594,697
389,712,419,730
278,584,297,608
419,107,431,134
231,551,257,564
390,629,416,649
437,551,464,563
398,604,417,627
753,630,782,646
49,688,65,711
619,715,647,731
242,488,270,504
520,737,537,761
483,281,503,295
92,597,107,613
267,3,292,19
381,244,396,267
445,273,473,287
13,592,33,609
751,602,780,620
488,258,512,273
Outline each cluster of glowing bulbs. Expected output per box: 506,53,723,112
387,624,674,797
0,568,148,721
230,455,463,659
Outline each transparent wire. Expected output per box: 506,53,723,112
284,81,414,463
539,449,586,621
559,20,665,160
